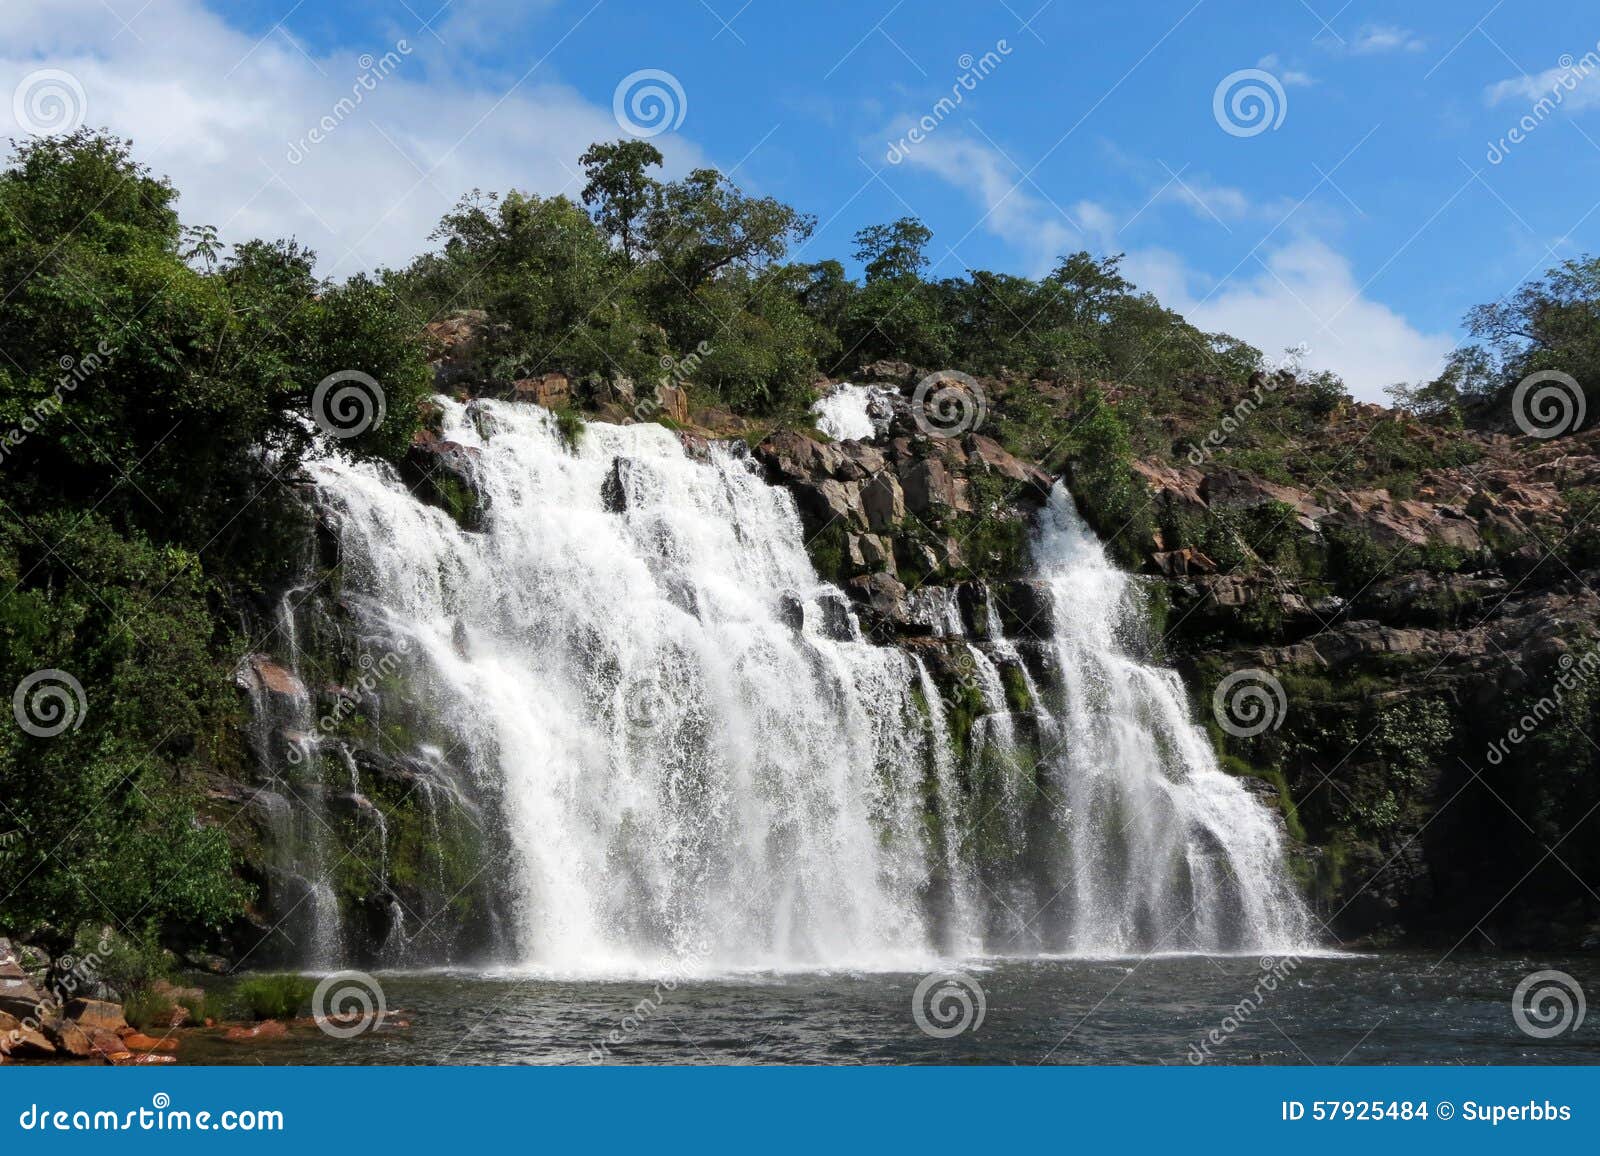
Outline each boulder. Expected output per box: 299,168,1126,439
600,456,639,514
512,372,571,409
813,590,856,641
65,997,128,1033
0,945,44,1020
47,1018,95,1058
861,473,906,532
900,458,971,515
965,434,1053,496
992,580,1055,640
235,654,307,706
120,1031,179,1053
857,533,894,572
777,592,806,632
655,383,690,424
845,571,910,628
792,479,865,532
755,430,837,485
0,1011,54,1058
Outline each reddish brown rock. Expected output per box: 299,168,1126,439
512,372,572,410
65,997,128,1034
224,1019,288,1042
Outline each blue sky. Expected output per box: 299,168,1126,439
4,0,1599,398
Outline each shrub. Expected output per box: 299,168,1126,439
233,974,317,1020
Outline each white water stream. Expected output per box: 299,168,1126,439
301,398,1310,974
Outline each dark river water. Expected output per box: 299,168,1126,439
177,952,1599,1065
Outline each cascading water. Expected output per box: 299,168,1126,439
1019,487,1311,954
293,398,1311,974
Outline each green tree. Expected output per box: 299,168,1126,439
578,139,664,262
852,217,931,283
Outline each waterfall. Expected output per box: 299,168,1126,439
1025,485,1311,954
292,398,1311,974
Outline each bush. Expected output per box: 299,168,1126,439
233,974,317,1020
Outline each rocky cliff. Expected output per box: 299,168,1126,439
212,319,1600,960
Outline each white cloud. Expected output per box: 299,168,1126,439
1124,239,1454,402
1349,25,1426,56
1256,54,1315,88
1486,64,1600,113
885,129,1089,275
888,129,1448,401
0,0,705,277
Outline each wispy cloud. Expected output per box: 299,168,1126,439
1349,25,1426,56
1257,54,1314,88
882,128,1092,275
1486,63,1600,114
